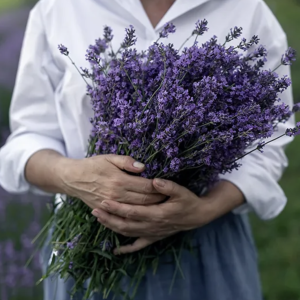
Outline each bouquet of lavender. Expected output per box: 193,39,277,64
37,20,298,299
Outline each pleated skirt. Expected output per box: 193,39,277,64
41,212,262,300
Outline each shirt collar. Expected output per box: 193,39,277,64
115,0,211,32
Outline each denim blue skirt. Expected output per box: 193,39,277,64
40,213,262,300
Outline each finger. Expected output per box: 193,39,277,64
153,178,184,197
106,154,145,174
114,237,158,254
92,209,141,237
117,191,166,205
98,200,163,222
125,176,159,194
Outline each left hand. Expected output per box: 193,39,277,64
92,178,214,254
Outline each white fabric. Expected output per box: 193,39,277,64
0,0,294,219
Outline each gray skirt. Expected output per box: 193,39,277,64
41,213,262,300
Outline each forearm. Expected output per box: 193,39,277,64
25,149,72,194
204,180,245,221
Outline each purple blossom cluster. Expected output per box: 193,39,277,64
67,234,82,249
53,21,298,299
71,20,296,187
0,8,48,299
99,240,113,251
0,196,45,300
0,7,30,91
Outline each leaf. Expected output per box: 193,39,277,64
108,270,116,284
117,268,128,277
74,215,86,223
152,257,159,275
90,249,113,260
114,234,120,248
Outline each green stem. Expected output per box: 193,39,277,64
233,133,286,163
67,56,89,86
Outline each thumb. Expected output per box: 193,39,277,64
153,178,180,196
105,155,145,174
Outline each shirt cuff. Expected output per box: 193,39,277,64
0,133,66,195
219,167,287,220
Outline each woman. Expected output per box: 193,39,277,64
0,0,294,299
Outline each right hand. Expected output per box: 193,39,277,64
58,154,166,210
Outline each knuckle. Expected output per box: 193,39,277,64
126,209,136,219
142,180,153,193
116,223,125,232
110,179,124,188
157,208,167,220
107,190,119,201
141,194,148,204
169,182,177,193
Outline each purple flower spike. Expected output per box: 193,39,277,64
58,44,69,56
257,141,266,153
230,26,243,39
67,234,82,249
292,102,300,113
103,25,113,42
193,19,208,36
159,22,176,38
121,25,137,48
286,122,300,137
281,47,297,65
99,240,113,251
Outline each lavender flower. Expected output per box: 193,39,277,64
286,122,300,137
225,26,242,43
121,25,137,48
281,47,297,65
292,102,300,113
257,141,266,153
67,234,82,250
58,44,69,56
103,26,113,42
99,240,113,251
192,19,208,36
159,22,176,38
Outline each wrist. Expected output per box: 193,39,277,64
198,180,245,224
53,156,79,194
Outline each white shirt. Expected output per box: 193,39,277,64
0,0,294,220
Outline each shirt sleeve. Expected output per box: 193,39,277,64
220,2,295,220
0,3,66,195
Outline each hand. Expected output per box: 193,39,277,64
58,155,166,210
92,179,245,254
92,178,211,253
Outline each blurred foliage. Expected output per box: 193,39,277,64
0,0,299,300
248,1,300,300
0,0,35,12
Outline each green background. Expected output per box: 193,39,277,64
0,0,299,299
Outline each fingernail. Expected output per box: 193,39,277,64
91,210,99,217
154,179,165,187
101,201,110,209
133,161,145,169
